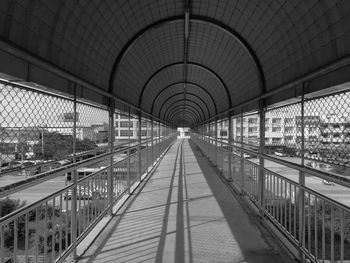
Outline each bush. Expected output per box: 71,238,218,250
0,197,26,217
0,197,26,249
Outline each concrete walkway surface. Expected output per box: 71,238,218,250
77,139,292,263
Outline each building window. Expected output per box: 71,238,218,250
248,118,258,124
272,127,281,132
120,130,133,137
220,130,228,136
120,121,133,128
272,138,282,144
119,114,129,120
272,118,281,124
115,122,119,128
265,126,269,131
248,127,258,133
285,127,293,133
284,118,293,124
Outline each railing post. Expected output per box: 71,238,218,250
228,115,233,181
146,120,149,173
71,84,77,259
240,113,244,193
259,101,265,216
138,112,142,181
108,99,115,215
158,122,161,158
298,90,306,261
127,149,131,194
215,119,218,166
151,119,154,165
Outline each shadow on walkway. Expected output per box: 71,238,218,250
76,139,292,263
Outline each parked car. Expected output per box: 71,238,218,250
274,151,287,157
322,179,334,186
243,153,250,158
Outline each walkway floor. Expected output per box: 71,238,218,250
77,139,291,263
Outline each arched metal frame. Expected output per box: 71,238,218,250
171,112,196,125
167,108,199,124
150,81,218,115
172,113,196,126
108,16,266,119
168,108,199,124
137,62,231,108
157,92,210,120
162,98,205,122
166,103,202,123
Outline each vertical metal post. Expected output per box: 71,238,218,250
138,112,142,181
215,119,218,166
128,109,131,147
259,101,266,216
207,123,209,157
146,120,149,173
158,122,161,158
127,148,131,194
128,110,131,194
298,90,306,260
71,84,77,259
228,115,233,181
41,128,44,157
151,119,154,165
240,113,244,193
108,100,115,215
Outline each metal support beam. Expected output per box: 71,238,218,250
240,113,244,193
258,101,265,217
71,85,77,259
215,119,218,166
228,115,233,181
298,89,306,261
108,99,115,215
138,112,142,181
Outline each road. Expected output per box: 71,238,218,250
228,157,350,207
246,156,350,207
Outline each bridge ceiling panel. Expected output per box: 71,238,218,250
1,0,350,126
188,22,260,106
151,83,216,117
191,0,350,91
115,21,184,106
0,0,184,90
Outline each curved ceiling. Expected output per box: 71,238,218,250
1,1,350,126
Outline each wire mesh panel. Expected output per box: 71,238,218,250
0,84,74,176
305,91,350,167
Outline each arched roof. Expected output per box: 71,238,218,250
1,1,350,126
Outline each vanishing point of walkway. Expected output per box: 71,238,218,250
78,139,291,263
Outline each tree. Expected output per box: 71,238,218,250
33,132,97,160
